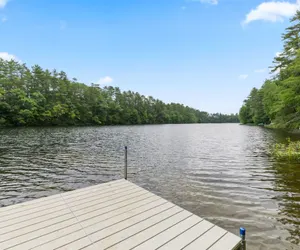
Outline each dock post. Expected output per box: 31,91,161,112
124,146,128,180
240,227,246,250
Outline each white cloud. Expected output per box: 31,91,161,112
275,51,283,57
239,74,248,80
0,52,18,61
254,68,267,73
1,16,7,23
60,20,67,30
204,0,218,4
0,0,8,8
97,76,114,85
243,0,300,25
181,6,187,10
189,0,218,5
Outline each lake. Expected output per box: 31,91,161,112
0,124,299,249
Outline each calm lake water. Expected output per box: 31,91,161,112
0,124,299,249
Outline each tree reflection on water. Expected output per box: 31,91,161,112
272,161,300,245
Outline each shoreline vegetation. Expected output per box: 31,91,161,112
273,139,300,163
239,11,300,131
239,12,300,163
0,60,238,127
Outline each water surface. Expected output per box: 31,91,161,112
0,124,299,249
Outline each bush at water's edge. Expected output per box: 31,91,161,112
272,139,300,163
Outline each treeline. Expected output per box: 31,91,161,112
0,59,238,126
239,11,300,129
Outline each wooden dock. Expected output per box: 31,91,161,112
0,179,241,250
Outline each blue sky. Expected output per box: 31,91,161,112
0,0,298,113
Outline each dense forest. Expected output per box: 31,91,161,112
239,11,300,129
0,59,239,126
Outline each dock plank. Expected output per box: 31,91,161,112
76,195,159,225
54,236,94,250
64,183,139,206
30,230,92,250
81,198,168,229
106,210,192,250
207,232,241,250
0,219,81,250
183,226,227,250
0,204,69,229
61,179,126,199
0,192,154,237
91,207,184,249
0,179,125,215
132,215,203,250
0,185,143,230
0,211,74,242
156,220,214,250
86,202,175,237
0,179,241,250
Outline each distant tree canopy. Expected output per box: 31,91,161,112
239,11,300,129
0,59,239,126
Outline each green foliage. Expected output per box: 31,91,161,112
0,59,239,126
239,103,252,124
240,11,300,129
239,87,269,125
272,138,300,162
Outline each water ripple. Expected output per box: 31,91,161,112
0,124,299,249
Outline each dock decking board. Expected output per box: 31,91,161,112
0,179,241,250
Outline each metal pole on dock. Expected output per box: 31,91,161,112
240,227,246,250
124,146,128,180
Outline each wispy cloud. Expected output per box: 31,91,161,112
254,68,267,73
188,0,218,5
0,0,9,8
97,76,114,85
1,16,7,23
60,20,67,30
181,6,187,10
0,52,19,61
242,0,300,25
239,74,248,80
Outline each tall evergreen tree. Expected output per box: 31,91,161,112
240,10,300,129
0,58,239,127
